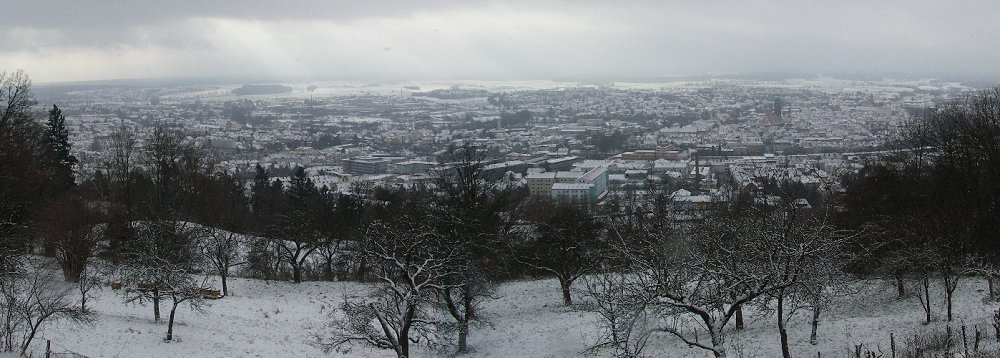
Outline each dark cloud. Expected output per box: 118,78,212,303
3,0,472,50
4,1,1000,82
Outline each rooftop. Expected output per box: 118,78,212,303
552,183,594,190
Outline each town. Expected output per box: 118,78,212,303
45,78,966,212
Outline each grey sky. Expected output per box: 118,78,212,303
5,1,1000,82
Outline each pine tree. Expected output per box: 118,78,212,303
46,104,77,189
250,164,271,216
287,166,317,203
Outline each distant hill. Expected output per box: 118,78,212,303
232,84,293,95
412,88,490,99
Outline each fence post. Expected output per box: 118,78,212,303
46,339,51,358
945,324,952,357
962,325,968,357
975,325,982,351
890,332,895,358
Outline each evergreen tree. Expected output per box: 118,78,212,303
250,164,271,216
287,166,317,203
45,104,77,189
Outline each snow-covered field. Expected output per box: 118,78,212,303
32,276,1000,357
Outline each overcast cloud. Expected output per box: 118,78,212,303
4,0,1000,82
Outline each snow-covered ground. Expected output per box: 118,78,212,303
32,276,1000,357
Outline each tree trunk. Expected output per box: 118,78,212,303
62,255,85,283
989,275,995,300
457,319,469,353
463,286,476,320
443,287,472,353
735,304,745,330
166,302,178,341
946,286,954,321
709,320,727,358
356,257,368,281
777,289,791,358
373,305,405,358
153,289,161,322
809,306,821,345
896,274,906,298
20,321,44,357
292,265,302,283
221,273,229,297
559,276,573,306
398,305,414,358
944,268,955,321
6,306,16,351
324,256,334,281
458,288,473,352
922,276,931,324
398,338,408,358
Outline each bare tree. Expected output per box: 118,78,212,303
117,220,209,341
584,273,654,358
245,236,281,280
117,221,166,323
269,210,323,283
0,70,35,130
756,206,858,357
76,263,103,313
590,204,807,358
969,257,1000,301
117,220,201,324
322,217,454,358
430,144,519,353
0,258,88,355
316,239,341,281
520,198,605,305
201,226,245,296
104,124,137,214
906,243,937,325
794,254,864,346
0,70,44,266
437,264,494,354
144,126,183,213
931,222,973,322
895,215,970,324
97,123,141,268
164,276,209,342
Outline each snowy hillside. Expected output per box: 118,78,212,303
32,276,1000,357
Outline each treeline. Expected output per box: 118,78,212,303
231,84,292,96
842,90,1000,322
